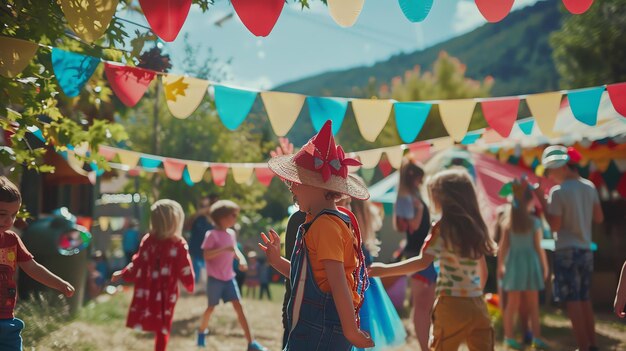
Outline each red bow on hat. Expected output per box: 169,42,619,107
296,120,361,182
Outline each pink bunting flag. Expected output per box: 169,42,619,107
104,63,155,107
231,0,284,37
607,82,626,118
255,167,275,187
475,0,515,22
481,98,520,137
139,0,192,42
408,142,431,162
163,158,186,181
562,0,594,14
97,146,117,161
211,164,229,187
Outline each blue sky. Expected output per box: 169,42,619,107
119,0,540,90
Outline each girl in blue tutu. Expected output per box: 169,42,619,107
497,178,549,350
351,195,407,351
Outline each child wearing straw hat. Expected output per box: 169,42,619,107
259,120,374,350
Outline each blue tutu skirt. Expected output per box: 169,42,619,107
356,277,407,351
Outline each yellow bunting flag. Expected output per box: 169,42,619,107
98,216,110,231
162,74,209,119
232,166,255,184
438,99,477,142
59,0,119,43
116,149,141,168
327,0,365,27
352,99,393,142
186,162,208,183
431,137,454,152
0,37,39,78
357,149,383,169
261,92,305,136
384,146,404,169
526,92,562,138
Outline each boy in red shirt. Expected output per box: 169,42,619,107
0,176,74,350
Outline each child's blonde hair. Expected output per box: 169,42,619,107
209,200,240,225
150,199,184,240
427,168,495,259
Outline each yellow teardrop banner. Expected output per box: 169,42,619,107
232,166,255,184
328,0,365,27
356,149,383,169
162,74,209,119
116,149,141,168
186,161,209,183
384,146,404,169
0,37,39,78
352,99,393,142
439,99,477,142
430,136,454,152
59,0,119,43
526,92,562,138
261,91,305,137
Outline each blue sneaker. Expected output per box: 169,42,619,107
197,330,208,347
248,340,268,351
504,338,523,350
532,337,549,349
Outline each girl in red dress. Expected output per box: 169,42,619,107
112,199,194,351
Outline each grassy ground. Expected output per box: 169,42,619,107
16,284,626,351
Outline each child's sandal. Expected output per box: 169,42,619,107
504,338,523,350
531,337,549,350
248,340,268,351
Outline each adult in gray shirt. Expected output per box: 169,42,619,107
535,145,604,351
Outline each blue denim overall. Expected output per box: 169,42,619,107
284,210,354,351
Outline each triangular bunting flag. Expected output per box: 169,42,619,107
517,119,535,135
562,0,594,14
607,83,626,118
255,167,274,186
475,0,515,22
116,149,141,168
0,36,39,78
526,92,562,138
52,48,100,97
98,216,110,231
162,74,209,119
182,168,196,186
231,0,284,37
398,0,433,22
480,128,505,144
97,146,117,161
215,85,258,130
186,162,209,183
163,158,186,181
232,166,255,184
104,63,155,107
59,0,119,43
261,92,305,136
431,137,454,151
139,0,192,42
307,96,348,135
352,99,393,142
379,158,392,177
481,98,519,137
439,99,477,142
568,86,604,126
384,146,404,169
357,149,383,169
140,156,162,170
394,102,431,143
327,0,365,27
408,141,431,162
461,131,482,145
359,167,376,184
211,165,229,187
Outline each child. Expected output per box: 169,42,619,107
535,145,603,351
352,196,407,351
497,179,549,350
0,176,75,350
394,156,436,351
196,200,266,351
259,120,374,350
370,168,496,350
111,199,194,351
614,260,626,318
244,251,260,298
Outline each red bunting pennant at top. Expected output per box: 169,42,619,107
607,83,626,118
104,63,156,107
210,165,229,187
231,0,285,37
481,98,520,137
139,0,192,42
163,158,186,181
561,0,594,15
475,0,515,23
255,167,275,186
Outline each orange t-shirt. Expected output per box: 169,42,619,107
303,213,360,308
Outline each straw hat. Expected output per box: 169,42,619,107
268,120,370,200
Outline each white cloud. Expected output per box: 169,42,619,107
453,0,487,34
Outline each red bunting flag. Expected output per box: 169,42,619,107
379,158,392,177
163,158,186,181
475,0,515,22
255,167,274,187
211,165,229,187
104,63,155,107
617,173,626,198
562,0,594,14
408,142,431,162
231,0,284,37
139,0,192,42
607,82,626,118
481,98,520,137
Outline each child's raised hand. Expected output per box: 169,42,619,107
345,328,374,348
368,262,388,277
111,270,123,283
259,229,281,265
615,292,626,318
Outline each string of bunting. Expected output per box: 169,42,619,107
52,0,595,41
3,36,626,145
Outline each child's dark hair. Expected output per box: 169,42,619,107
398,156,424,196
428,168,495,259
209,200,240,224
0,176,21,203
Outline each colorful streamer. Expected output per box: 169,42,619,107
215,85,258,130
51,48,100,97
0,37,38,78
307,96,349,135
398,0,433,23
139,0,192,42
394,102,431,143
104,63,156,107
567,86,604,126
327,0,365,27
231,0,285,37
58,0,118,43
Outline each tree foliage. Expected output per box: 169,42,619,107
550,0,626,89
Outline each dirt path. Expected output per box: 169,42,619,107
28,287,626,351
